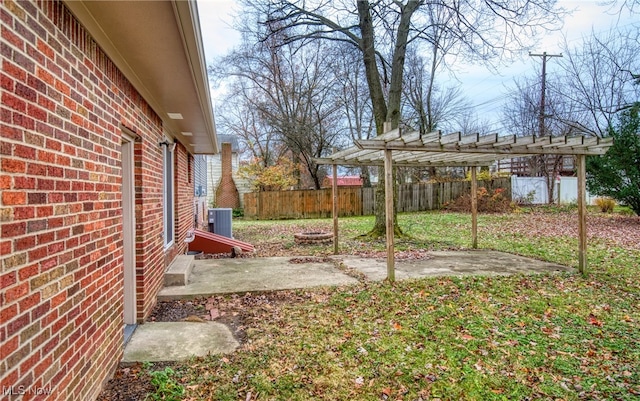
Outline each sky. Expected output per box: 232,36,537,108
196,0,638,131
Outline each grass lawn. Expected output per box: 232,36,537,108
171,209,639,400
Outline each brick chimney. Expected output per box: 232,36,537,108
215,142,240,208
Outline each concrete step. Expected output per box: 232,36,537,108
164,254,194,286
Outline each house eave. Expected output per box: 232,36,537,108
64,0,218,154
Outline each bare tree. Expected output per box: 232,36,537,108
600,0,640,14
554,28,640,137
402,51,470,134
454,108,494,136
210,31,344,189
333,43,376,186
503,77,540,137
215,81,283,167
240,0,566,236
503,74,589,203
401,50,474,181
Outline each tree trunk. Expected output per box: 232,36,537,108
361,1,419,238
360,166,371,187
357,1,387,135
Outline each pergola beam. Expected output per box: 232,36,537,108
353,133,612,157
354,141,608,156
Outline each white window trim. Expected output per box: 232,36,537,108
163,137,175,249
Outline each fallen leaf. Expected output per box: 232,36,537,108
425,374,437,382
588,313,603,327
541,326,553,335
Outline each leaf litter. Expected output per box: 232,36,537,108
99,210,640,400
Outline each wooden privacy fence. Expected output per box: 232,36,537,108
244,178,510,220
243,188,362,219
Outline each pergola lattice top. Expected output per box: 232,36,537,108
316,129,613,167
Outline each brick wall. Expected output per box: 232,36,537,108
1,1,192,399
214,142,240,208
169,141,194,258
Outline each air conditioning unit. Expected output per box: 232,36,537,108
212,208,233,238
207,209,216,233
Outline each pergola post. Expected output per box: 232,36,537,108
332,163,339,255
384,148,395,282
577,154,587,274
471,166,478,249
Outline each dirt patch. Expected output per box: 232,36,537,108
151,290,316,343
98,290,315,399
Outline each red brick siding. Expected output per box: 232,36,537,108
174,143,195,253
1,1,193,399
215,142,240,208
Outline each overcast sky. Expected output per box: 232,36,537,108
196,0,638,131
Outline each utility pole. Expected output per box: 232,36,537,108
530,51,562,201
529,52,563,138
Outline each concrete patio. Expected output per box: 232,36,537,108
124,251,572,362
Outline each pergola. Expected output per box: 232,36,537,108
316,128,613,280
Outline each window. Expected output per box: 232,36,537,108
163,139,174,248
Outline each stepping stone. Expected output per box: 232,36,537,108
123,322,239,362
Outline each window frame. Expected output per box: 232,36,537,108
162,138,175,249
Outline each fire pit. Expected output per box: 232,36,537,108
294,231,333,245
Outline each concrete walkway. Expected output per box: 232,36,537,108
157,256,359,301
342,250,571,281
124,251,571,362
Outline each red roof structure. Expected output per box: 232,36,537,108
322,176,364,188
